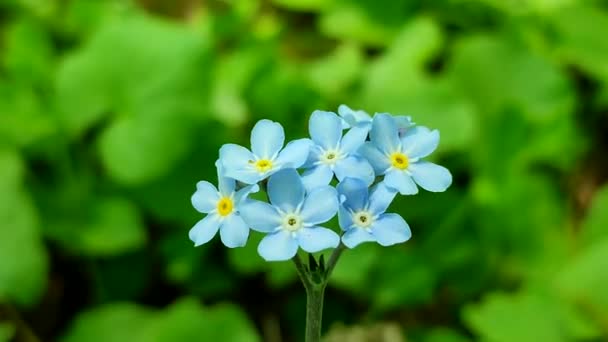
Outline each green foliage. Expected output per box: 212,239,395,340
1,0,608,340
61,298,260,342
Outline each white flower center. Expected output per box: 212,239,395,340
319,149,343,166
352,210,374,228
282,213,302,232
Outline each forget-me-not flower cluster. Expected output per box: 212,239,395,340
189,106,452,261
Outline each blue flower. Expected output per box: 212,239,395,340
301,110,375,191
359,113,452,195
338,104,414,135
189,163,259,248
239,168,340,261
337,178,411,248
219,119,312,184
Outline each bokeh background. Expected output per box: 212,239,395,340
1,0,608,341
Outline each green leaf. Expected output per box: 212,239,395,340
0,149,48,306
555,239,608,322
46,196,146,257
550,5,608,82
579,185,608,248
270,0,328,11
61,298,260,342
0,323,15,342
307,43,365,98
329,243,379,294
463,291,599,342
423,328,471,342
447,34,575,123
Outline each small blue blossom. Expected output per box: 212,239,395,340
337,178,411,248
359,113,452,195
219,119,312,184
338,104,414,135
301,110,375,191
239,168,340,261
189,162,259,248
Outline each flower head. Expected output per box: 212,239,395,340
239,168,340,261
301,110,374,191
219,119,312,184
359,114,452,195
338,104,414,135
189,162,259,248
337,178,411,248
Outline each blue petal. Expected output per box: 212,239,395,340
219,214,249,248
300,186,338,225
394,115,414,129
257,230,299,261
301,164,333,192
342,228,376,248
371,213,411,246
334,156,375,186
384,169,418,195
268,169,304,212
309,110,342,149
401,125,430,138
409,161,452,192
370,113,400,154
338,205,354,231
358,142,390,174
224,169,264,185
275,138,312,168
191,181,220,213
239,200,282,232
215,160,235,196
219,143,254,171
189,214,221,246
340,125,369,154
336,177,369,211
297,227,340,253
234,183,259,204
368,181,397,215
337,104,356,128
401,129,439,159
250,119,285,159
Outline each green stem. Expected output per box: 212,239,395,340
304,284,325,342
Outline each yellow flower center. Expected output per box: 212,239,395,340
217,197,233,216
390,152,409,170
254,159,273,173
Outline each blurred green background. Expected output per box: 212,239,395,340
1,0,608,341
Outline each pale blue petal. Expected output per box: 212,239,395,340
370,113,400,154
401,129,439,159
394,115,414,129
340,125,369,154
358,142,390,174
334,156,375,186
191,181,220,213
239,200,282,232
189,214,221,246
409,161,452,192
338,104,356,128
257,230,299,261
219,143,254,172
215,160,235,196
275,138,312,168
297,227,340,253
342,228,376,248
224,169,264,185
401,125,430,138
309,110,342,149
219,214,249,248
300,186,338,225
368,181,397,215
371,213,411,246
234,184,259,204
384,169,418,195
250,119,285,159
301,164,333,192
338,206,354,231
336,178,368,211
268,169,304,212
